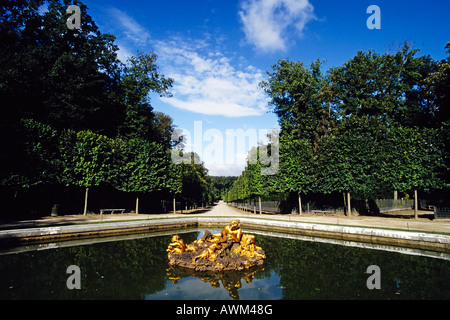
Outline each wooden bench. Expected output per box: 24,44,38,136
100,209,126,215
313,210,336,216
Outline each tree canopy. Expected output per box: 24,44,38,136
225,42,450,215
0,0,212,217
2,1,448,217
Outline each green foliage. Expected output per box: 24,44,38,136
0,0,123,134
330,43,438,128
167,160,183,195
260,58,329,141
426,42,450,184
278,134,315,195
225,145,276,202
210,176,237,201
0,1,213,215
177,153,211,203
1,119,59,188
381,126,447,192
114,139,170,194
0,0,176,141
119,52,174,140
228,42,449,208
317,128,382,199
59,129,113,189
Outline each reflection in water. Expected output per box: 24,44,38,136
166,266,265,300
145,266,281,300
0,230,449,300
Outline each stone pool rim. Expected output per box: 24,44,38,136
1,216,450,254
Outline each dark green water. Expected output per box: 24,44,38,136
0,231,449,300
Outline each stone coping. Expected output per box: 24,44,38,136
0,216,449,253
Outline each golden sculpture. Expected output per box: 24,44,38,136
233,234,266,258
192,243,221,263
167,235,196,253
167,220,266,272
213,219,242,243
167,235,186,253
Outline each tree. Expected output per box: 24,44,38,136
260,58,329,141
381,126,446,218
260,58,332,211
119,51,173,140
152,112,180,149
167,160,183,213
1,119,59,189
245,147,264,214
210,176,237,202
426,42,450,187
0,0,123,135
0,119,60,217
113,139,171,214
324,43,442,214
0,0,193,218
330,43,438,129
0,1,176,143
0,0,125,217
317,124,382,215
59,130,113,215
180,153,211,206
165,150,212,211
278,134,315,215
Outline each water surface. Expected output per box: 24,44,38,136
1,230,449,299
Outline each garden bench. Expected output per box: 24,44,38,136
100,209,126,214
313,210,336,216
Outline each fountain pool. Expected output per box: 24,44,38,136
1,229,449,299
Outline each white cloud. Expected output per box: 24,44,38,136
115,44,133,63
106,8,151,62
155,38,269,117
239,0,316,52
108,8,151,46
208,163,245,176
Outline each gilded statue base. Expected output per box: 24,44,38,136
167,220,266,272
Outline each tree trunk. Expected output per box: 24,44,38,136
173,195,176,214
135,195,139,215
394,190,398,200
414,189,418,219
298,194,303,215
343,192,346,214
258,196,262,215
346,191,351,216
83,187,89,215
13,190,18,218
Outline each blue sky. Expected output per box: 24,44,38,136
83,0,449,175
